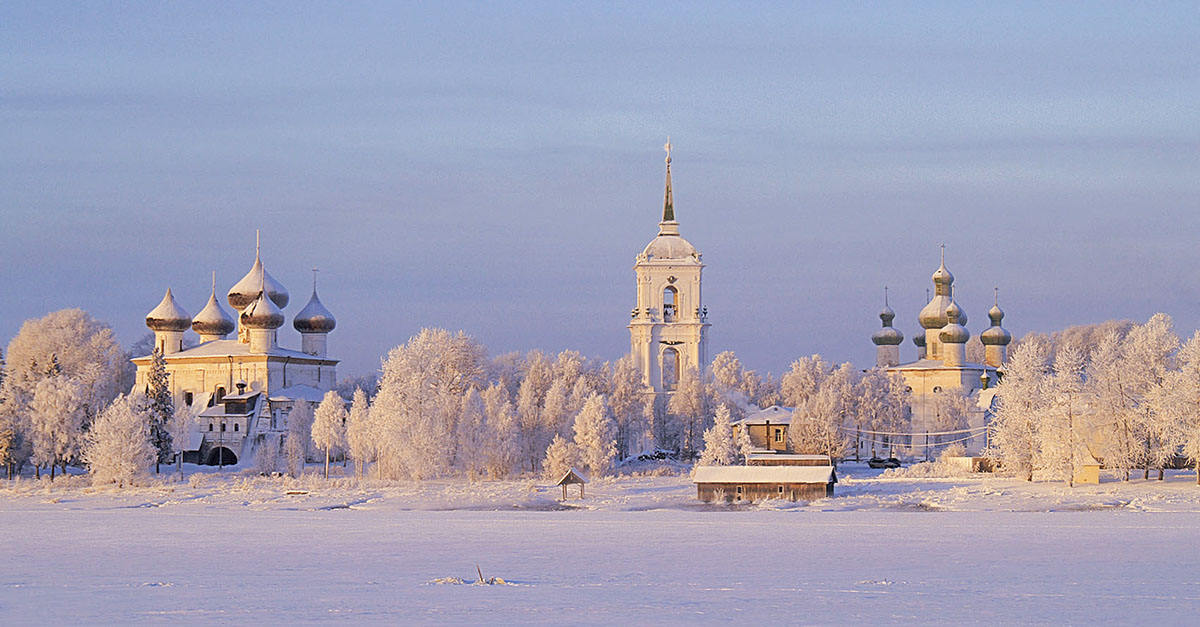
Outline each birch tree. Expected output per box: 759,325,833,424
312,390,348,478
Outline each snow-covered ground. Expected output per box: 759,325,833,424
4,463,1200,624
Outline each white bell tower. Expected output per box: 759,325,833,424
629,139,710,394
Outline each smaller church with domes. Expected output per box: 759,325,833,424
871,248,1012,454
132,236,338,466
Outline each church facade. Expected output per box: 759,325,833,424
629,140,710,394
132,238,338,465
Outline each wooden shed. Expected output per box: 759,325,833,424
693,465,836,503
556,468,589,499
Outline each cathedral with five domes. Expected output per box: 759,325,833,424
132,237,338,465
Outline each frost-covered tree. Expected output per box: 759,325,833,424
455,387,488,479
697,404,738,466
168,403,196,474
1125,314,1180,479
928,388,973,458
573,393,617,478
284,399,313,477
541,379,572,440
1037,347,1088,485
1086,329,1142,480
2,309,128,470
371,328,487,479
542,433,576,482
988,338,1051,481
788,362,854,462
607,355,649,460
84,394,156,487
145,349,174,473
345,388,372,479
853,369,909,458
1150,332,1200,484
668,367,713,457
312,390,348,479
484,387,520,479
780,354,832,409
30,376,87,478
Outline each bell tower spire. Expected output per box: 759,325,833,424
662,137,675,223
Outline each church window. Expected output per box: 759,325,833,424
233,423,239,432
215,386,226,404
221,423,226,432
209,423,214,432
184,392,193,407
663,286,678,322
662,347,680,391
933,386,943,393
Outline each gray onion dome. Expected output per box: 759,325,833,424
939,301,970,344
192,290,236,337
913,332,926,349
871,305,904,346
293,288,336,333
228,255,289,311
146,288,192,332
240,290,285,330
981,301,1012,346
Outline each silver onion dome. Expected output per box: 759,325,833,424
192,290,236,337
293,288,336,333
146,288,191,332
981,299,1012,346
240,290,285,330
939,301,970,344
228,255,289,311
871,304,904,346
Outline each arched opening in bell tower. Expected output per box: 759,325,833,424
662,347,680,391
663,286,678,322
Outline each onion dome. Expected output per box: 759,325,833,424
939,300,970,345
192,288,236,337
981,290,1012,346
913,332,926,349
228,242,289,311
918,247,965,329
871,291,904,346
294,286,336,333
146,288,191,332
240,290,285,330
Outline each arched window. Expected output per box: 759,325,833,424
662,347,680,391
184,391,193,406
214,386,226,405
233,423,239,432
663,286,678,322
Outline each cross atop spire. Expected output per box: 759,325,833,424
312,267,319,293
256,229,261,258
662,137,675,223
940,243,946,266
884,285,889,307
994,286,999,306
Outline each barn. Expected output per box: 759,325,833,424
693,465,836,503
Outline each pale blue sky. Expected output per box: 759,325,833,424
2,2,1198,376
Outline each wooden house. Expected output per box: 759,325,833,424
693,465,836,503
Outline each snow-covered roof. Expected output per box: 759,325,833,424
269,384,328,403
745,453,831,463
889,359,994,372
693,465,835,484
732,405,793,426
556,468,589,485
133,339,336,362
199,393,262,417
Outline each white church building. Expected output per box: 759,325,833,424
629,140,710,395
872,248,1012,455
132,238,338,465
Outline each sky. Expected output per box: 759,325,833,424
2,2,1198,377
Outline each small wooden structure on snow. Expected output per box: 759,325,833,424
694,465,836,503
745,453,831,467
556,468,588,499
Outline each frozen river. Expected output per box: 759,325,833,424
4,497,1200,624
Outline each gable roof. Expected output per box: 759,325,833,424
693,465,835,484
556,468,589,486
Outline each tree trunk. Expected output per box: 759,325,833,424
324,448,330,479
1158,468,1164,481
50,464,55,480
35,464,40,479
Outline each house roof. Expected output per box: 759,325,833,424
731,405,793,426
744,453,831,463
693,465,835,484
268,384,329,403
556,468,589,486
132,339,337,363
